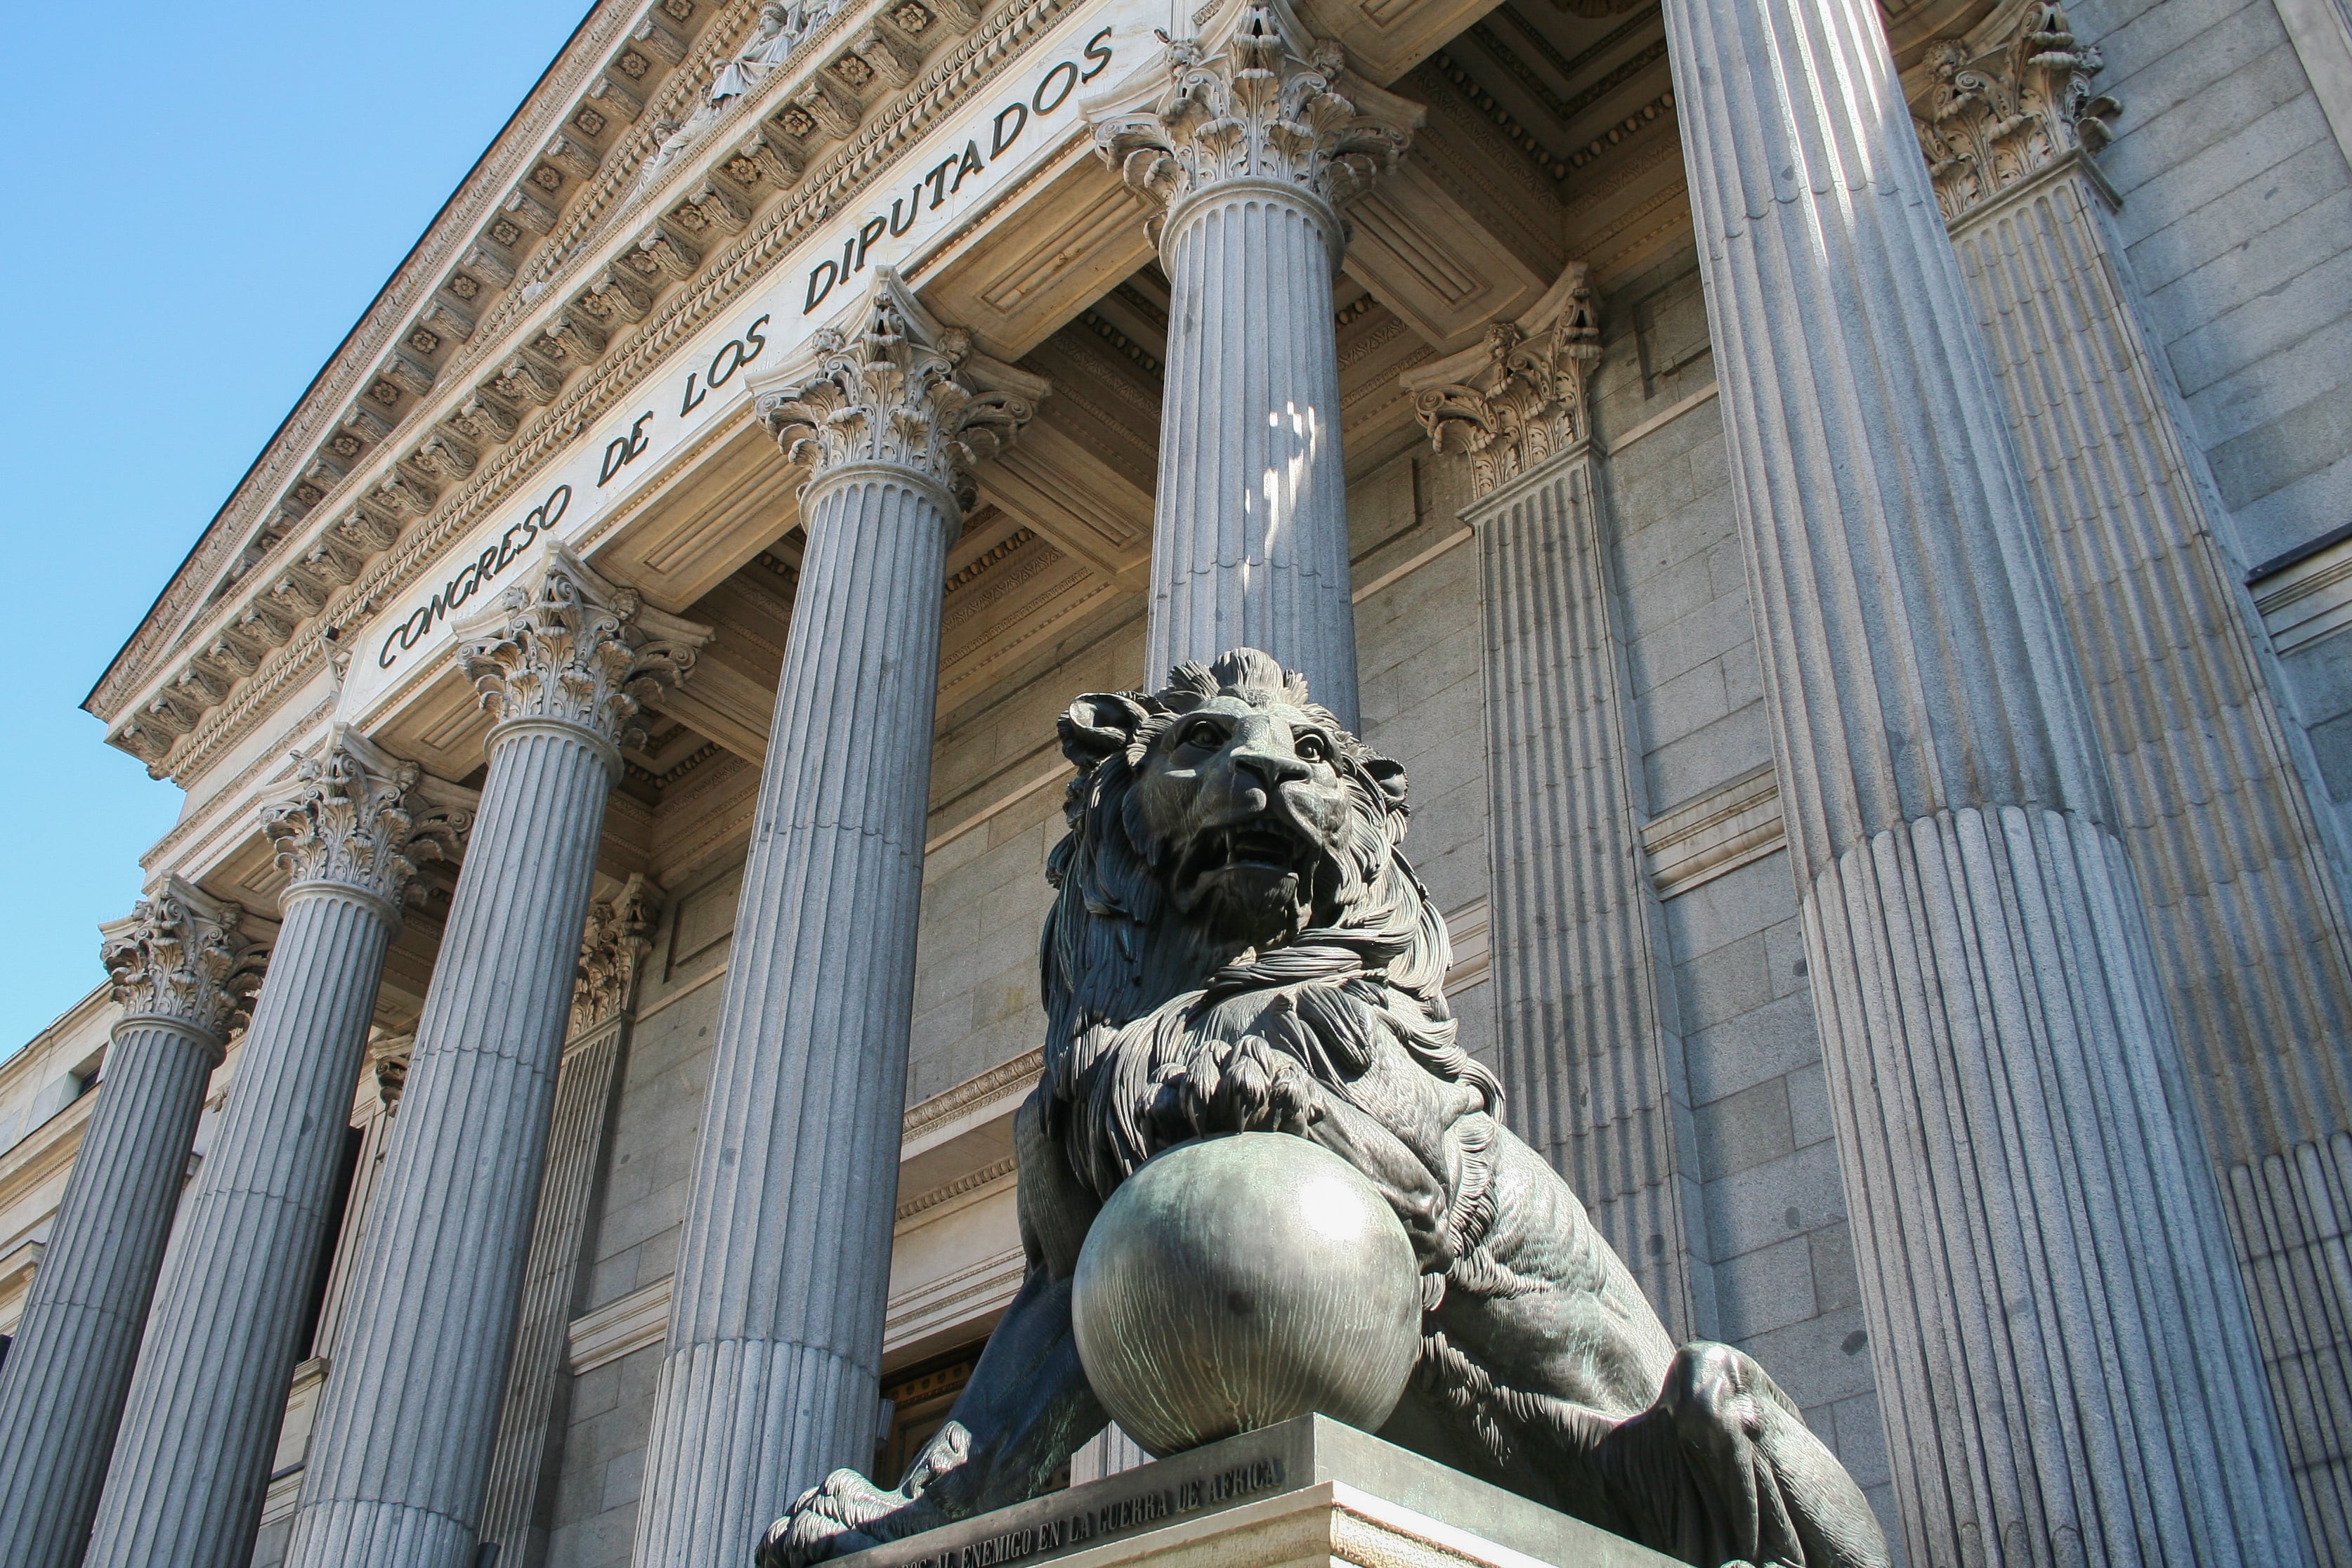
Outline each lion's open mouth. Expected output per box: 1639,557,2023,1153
1179,821,1314,887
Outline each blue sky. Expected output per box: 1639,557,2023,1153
0,1,592,1057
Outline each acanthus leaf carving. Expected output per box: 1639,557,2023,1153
259,727,475,910
1913,1,2120,223
573,874,662,1034
1088,0,1422,253
99,875,266,1049
1401,263,1602,497
454,544,710,752
751,267,1047,512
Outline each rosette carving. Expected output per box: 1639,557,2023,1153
259,728,473,908
455,545,710,752
1089,0,1421,247
1402,266,1602,497
754,268,1047,511
1913,1,2120,222
99,876,266,1046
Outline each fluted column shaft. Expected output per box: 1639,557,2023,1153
1151,183,1357,726
89,732,466,1568
1091,8,1421,728
0,1019,223,1568
634,469,948,1568
286,554,703,1568
1661,0,2309,1561
632,268,1043,1568
285,726,610,1567
478,880,657,1568
89,887,390,1568
0,879,253,1568
1472,447,1709,1339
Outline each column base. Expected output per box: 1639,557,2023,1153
820,1417,1677,1568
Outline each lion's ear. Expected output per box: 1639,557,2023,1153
1059,694,1150,772
1361,754,1409,806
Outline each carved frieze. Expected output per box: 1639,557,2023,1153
1913,1,2119,223
259,728,473,910
1401,264,1601,497
754,268,1047,511
99,876,265,1047
454,545,709,751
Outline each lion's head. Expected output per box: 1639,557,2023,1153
1038,650,1494,1194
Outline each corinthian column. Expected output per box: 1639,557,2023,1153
87,733,470,1568
478,877,660,1568
0,878,261,1568
1661,0,2310,1561
1916,8,2352,1547
1090,1,1420,729
631,268,1045,1568
286,550,704,1568
1404,270,1713,1338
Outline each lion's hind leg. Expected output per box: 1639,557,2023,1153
1591,1342,1890,1568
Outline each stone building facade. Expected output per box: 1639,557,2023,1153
1,0,2349,1562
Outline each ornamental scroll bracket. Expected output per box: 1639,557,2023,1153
1399,263,1602,499
1912,1,2122,223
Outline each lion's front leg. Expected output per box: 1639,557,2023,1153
759,1091,1111,1566
757,1425,968,1568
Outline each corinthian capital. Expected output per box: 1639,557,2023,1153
455,544,711,754
752,268,1047,513
259,727,474,911
1402,266,1602,497
573,875,662,1035
99,875,266,1047
1088,0,1422,251
1912,1,2120,223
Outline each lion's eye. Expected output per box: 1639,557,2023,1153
1295,733,1328,763
1183,720,1222,749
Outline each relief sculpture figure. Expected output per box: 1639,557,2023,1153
764,649,1890,1568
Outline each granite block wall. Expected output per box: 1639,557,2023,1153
1591,251,1894,1530
2071,0,2352,569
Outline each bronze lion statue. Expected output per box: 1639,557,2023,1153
763,649,1889,1568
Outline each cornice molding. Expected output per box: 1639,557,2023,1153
90,0,660,722
134,0,1080,793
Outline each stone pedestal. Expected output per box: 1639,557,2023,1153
823,1416,1675,1568
1662,0,2311,1559
285,551,703,1568
628,270,1045,1568
86,733,469,1568
0,878,261,1568
1089,4,1422,729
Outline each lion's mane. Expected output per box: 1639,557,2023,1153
1037,651,1501,1202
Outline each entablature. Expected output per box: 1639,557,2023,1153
96,0,1515,815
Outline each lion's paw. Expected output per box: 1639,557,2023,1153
754,1423,970,1568
1144,1034,1323,1149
